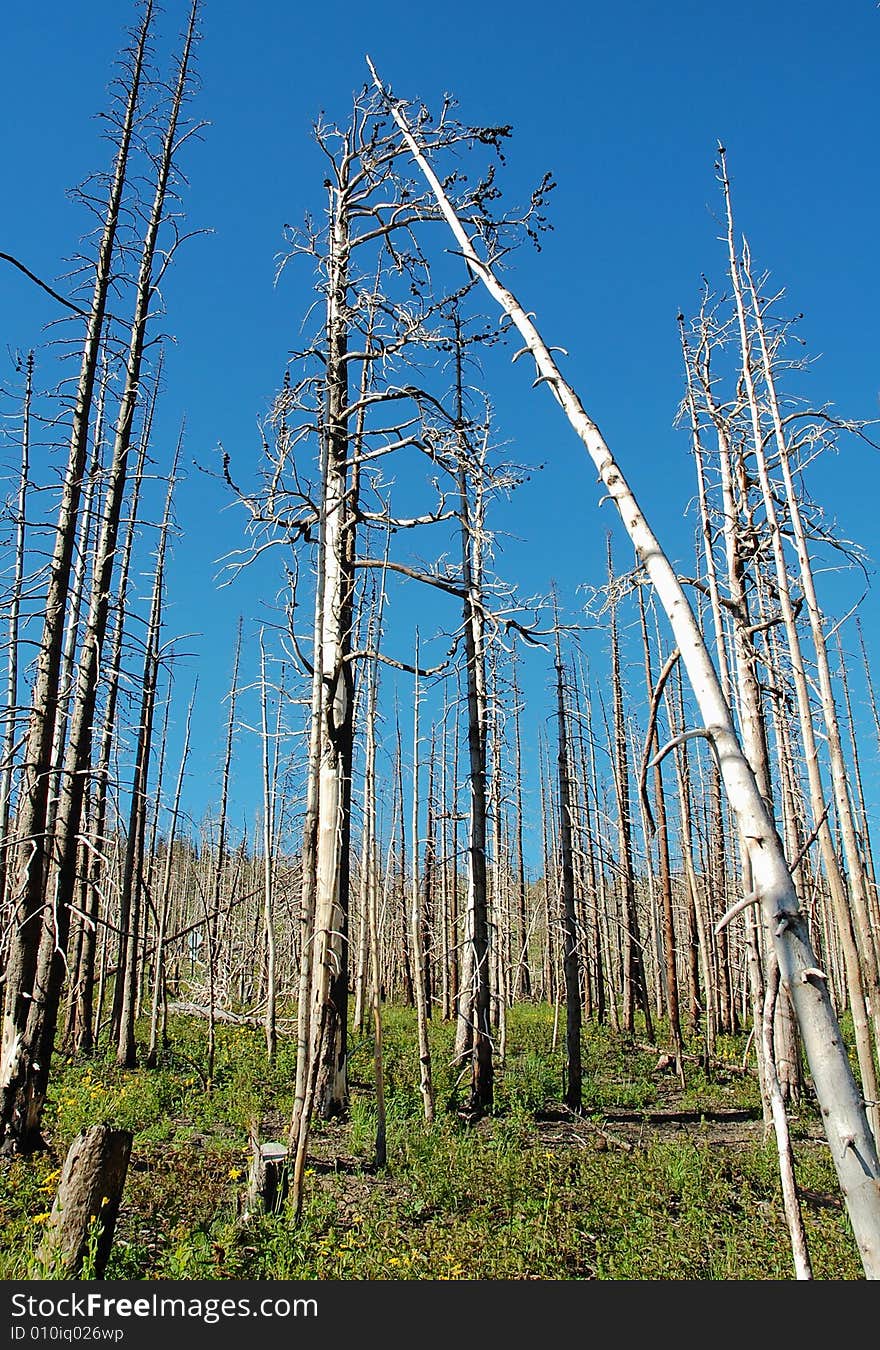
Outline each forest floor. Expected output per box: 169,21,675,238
0,1007,859,1280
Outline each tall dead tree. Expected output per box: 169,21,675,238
0,352,32,920
146,680,196,1067
280,88,525,1208
451,330,494,1116
373,73,880,1272
259,631,279,1063
61,382,153,1058
1,3,184,1150
115,453,180,1069
0,3,154,1148
510,651,532,1000
552,604,582,1111
605,539,652,1039
410,633,435,1123
637,582,684,1080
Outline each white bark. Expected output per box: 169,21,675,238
410,635,435,1123
370,65,880,1275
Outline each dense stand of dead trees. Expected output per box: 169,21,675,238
2,5,880,1279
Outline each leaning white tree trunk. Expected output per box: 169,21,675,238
369,61,880,1277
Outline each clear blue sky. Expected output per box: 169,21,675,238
2,0,879,863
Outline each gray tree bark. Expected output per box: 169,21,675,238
373,73,880,1273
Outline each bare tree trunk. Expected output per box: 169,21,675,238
35,1125,132,1278
288,517,326,1169
553,611,582,1112
510,653,532,1000
410,635,435,1123
44,366,106,847
374,84,880,1268
607,539,652,1040
736,228,880,1111
452,333,493,1116
761,956,813,1279
1,2,154,1151
667,667,715,1061
146,683,195,1067
359,592,387,1167
638,584,684,1082
572,656,606,1025
720,179,880,1139
837,629,880,939
259,631,278,1063
14,5,198,1137
395,716,415,1009
116,460,179,1069
63,382,154,1057
198,618,242,1084
0,353,32,917
538,734,556,1009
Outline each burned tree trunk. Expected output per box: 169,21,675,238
410,635,435,1123
607,539,652,1040
1,2,155,1152
35,1125,132,1278
375,75,880,1271
0,353,32,921
553,610,582,1112
116,459,179,1069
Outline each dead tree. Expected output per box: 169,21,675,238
62,382,154,1057
410,633,435,1123
196,618,243,1084
0,3,205,1149
34,1125,132,1279
510,651,532,999
0,2,155,1151
258,630,279,1063
605,540,653,1039
451,339,494,1116
553,604,582,1111
637,582,685,1081
0,352,32,919
146,680,196,1068
115,454,180,1069
374,73,880,1273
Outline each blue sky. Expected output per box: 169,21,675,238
2,0,879,862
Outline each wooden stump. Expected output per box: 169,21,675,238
36,1124,132,1278
245,1139,289,1216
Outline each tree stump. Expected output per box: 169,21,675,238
36,1124,132,1278
245,1139,289,1216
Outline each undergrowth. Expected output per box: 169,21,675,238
0,1006,862,1280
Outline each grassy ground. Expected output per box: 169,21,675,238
0,1005,863,1280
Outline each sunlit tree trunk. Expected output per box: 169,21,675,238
62,395,151,1058
115,460,178,1069
197,617,242,1084
146,682,195,1067
553,610,582,1111
375,83,880,1267
510,653,532,1000
452,341,493,1115
606,539,652,1040
410,635,434,1123
259,631,278,1063
637,584,684,1080
736,225,880,1126
0,353,32,920
1,2,154,1150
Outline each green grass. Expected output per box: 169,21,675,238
0,1005,863,1280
